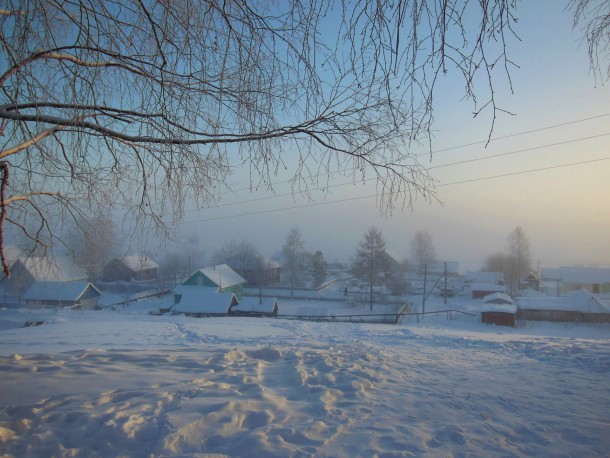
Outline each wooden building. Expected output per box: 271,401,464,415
183,264,246,298
22,281,101,310
480,293,516,327
102,254,159,282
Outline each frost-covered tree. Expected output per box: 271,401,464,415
282,227,305,294
571,0,610,82
483,226,532,294
484,252,510,276
507,226,532,294
211,239,260,277
411,230,436,274
310,250,329,288
211,239,271,287
0,0,525,276
68,213,120,282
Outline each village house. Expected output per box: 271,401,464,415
102,254,159,282
520,272,540,291
22,281,102,310
183,264,246,298
0,256,87,307
541,266,610,296
517,289,610,323
464,271,505,299
0,245,26,281
164,282,280,318
170,285,239,317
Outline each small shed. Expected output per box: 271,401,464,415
22,281,102,309
171,285,238,317
183,264,246,298
481,305,517,327
480,293,515,326
230,297,279,317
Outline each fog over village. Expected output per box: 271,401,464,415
1,1,609,457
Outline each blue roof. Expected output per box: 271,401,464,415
22,281,101,302
172,285,237,314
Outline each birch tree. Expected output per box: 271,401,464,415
0,0,524,275
282,227,305,294
507,226,532,294
411,230,436,274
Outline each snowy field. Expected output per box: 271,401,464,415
0,298,609,457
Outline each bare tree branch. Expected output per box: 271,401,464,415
571,0,610,82
0,0,526,265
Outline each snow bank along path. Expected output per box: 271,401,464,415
0,311,609,457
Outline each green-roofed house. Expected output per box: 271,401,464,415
183,264,246,299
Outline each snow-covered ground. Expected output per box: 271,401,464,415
0,297,609,457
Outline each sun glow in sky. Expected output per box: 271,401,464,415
171,1,609,270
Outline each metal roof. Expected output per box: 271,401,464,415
22,281,101,302
172,285,237,314
197,264,246,288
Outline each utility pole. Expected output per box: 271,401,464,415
369,241,374,311
444,262,448,305
422,264,427,316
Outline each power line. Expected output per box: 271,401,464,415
429,132,610,171
182,156,610,224
436,156,610,187
218,112,610,195
424,113,610,155
187,131,610,212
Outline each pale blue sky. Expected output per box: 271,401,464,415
169,1,609,270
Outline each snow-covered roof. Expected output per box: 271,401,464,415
482,292,513,305
518,289,610,313
198,264,246,288
481,303,517,314
121,254,159,272
231,297,278,314
172,285,236,314
22,281,101,302
15,256,87,282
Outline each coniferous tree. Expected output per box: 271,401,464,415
352,227,390,310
